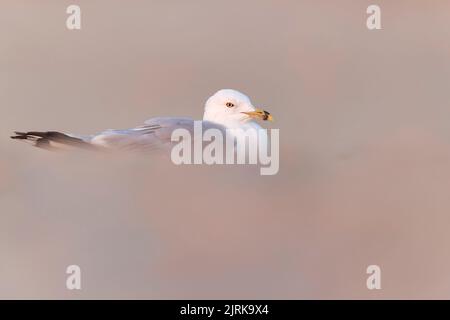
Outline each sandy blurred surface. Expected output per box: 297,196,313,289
1,0,450,298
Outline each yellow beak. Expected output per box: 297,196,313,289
241,108,274,122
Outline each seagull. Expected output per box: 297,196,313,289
11,89,273,153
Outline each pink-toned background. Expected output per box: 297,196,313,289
1,0,450,298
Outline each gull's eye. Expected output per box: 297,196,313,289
225,102,235,108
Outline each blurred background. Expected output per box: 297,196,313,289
1,0,450,299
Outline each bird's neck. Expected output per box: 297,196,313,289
203,114,255,129
202,112,266,143
223,121,266,141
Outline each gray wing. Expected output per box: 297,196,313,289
89,117,226,152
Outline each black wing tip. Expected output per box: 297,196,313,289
10,130,95,151
11,132,27,139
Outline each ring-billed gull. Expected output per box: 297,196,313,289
11,89,273,152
